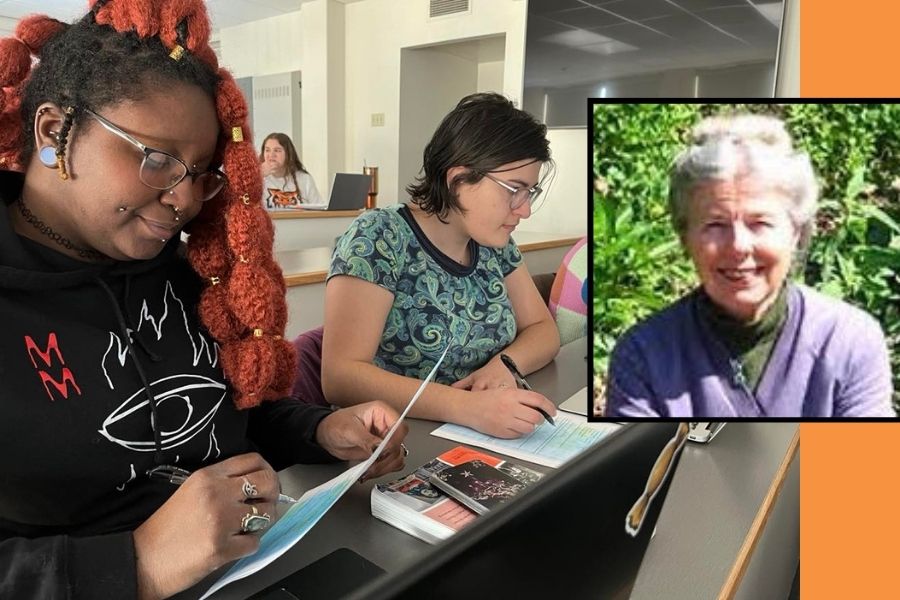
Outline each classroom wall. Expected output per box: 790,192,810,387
343,0,528,206
398,48,479,202
0,16,15,37
219,0,585,241
219,12,304,78
251,71,300,149
518,128,587,236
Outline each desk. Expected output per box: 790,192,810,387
631,422,800,600
276,231,583,338
272,210,364,252
193,342,798,600
197,338,588,600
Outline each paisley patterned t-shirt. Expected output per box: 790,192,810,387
328,204,523,385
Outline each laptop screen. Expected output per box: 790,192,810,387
326,173,371,211
344,422,688,600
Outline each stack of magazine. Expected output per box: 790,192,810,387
371,446,544,544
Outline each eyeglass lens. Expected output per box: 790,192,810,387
140,152,225,201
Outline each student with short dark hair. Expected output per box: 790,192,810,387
0,2,407,598
321,93,561,439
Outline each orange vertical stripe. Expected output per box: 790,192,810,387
801,424,900,598
801,1,900,595
802,0,900,96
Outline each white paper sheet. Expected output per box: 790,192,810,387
200,345,450,599
430,412,620,468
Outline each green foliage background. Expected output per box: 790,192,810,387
593,103,900,408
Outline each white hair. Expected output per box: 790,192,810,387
668,114,819,248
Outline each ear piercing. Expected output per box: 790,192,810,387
38,146,57,167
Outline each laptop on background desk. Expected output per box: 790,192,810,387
301,173,371,211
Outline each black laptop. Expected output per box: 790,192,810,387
303,173,370,211
339,422,689,599
249,422,688,599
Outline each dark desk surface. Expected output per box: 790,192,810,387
201,338,589,599
631,421,799,600
198,338,797,600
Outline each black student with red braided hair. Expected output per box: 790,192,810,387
0,1,408,598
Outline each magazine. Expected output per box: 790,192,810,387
371,446,544,544
429,459,528,515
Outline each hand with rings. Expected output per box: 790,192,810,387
132,453,282,600
240,505,271,534
314,401,409,483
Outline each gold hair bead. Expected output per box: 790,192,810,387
56,156,68,180
241,194,251,205
169,45,185,61
231,127,244,143
210,276,221,285
239,255,249,263
253,328,264,338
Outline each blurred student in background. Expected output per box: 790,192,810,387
259,132,322,209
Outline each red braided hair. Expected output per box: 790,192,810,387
0,0,295,408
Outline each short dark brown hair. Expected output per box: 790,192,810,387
406,92,552,220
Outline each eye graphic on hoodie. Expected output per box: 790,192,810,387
99,374,226,452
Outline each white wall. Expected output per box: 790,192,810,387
344,0,528,206
478,60,505,92
219,12,304,78
0,16,15,37
517,128,587,236
300,0,346,200
398,47,478,201
251,71,299,147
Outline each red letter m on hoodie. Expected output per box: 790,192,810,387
24,333,82,401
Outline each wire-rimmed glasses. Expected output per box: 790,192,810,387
82,107,226,202
480,171,545,212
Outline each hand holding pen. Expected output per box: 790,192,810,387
501,353,556,426
133,453,286,600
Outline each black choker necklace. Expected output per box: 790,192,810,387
16,197,107,261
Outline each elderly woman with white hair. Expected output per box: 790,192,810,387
606,114,894,418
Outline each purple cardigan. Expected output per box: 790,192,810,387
607,284,895,418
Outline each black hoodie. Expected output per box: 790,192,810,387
0,171,336,598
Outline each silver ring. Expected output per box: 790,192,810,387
400,443,409,458
240,505,271,534
241,477,258,498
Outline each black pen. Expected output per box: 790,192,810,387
500,353,556,426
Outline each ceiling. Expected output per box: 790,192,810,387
525,0,785,88
0,0,313,32
0,0,784,93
